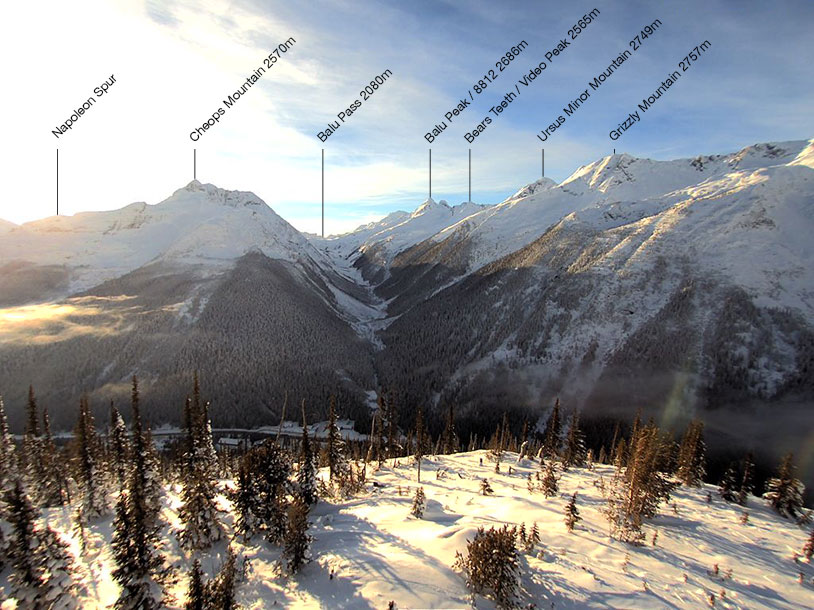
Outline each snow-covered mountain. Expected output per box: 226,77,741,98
0,140,812,469
0,180,339,297
0,181,377,430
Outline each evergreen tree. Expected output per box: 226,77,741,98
441,402,458,455
108,403,131,492
252,440,291,542
763,453,805,519
6,480,79,607
411,486,426,518
415,406,425,483
541,460,559,497
39,408,68,506
22,386,43,504
453,525,519,609
564,492,581,532
676,419,706,486
75,395,108,520
562,410,587,469
209,546,237,609
718,462,739,503
541,398,562,459
604,422,677,544
0,397,16,512
737,453,755,506
111,376,166,609
297,403,318,505
480,478,494,496
327,396,349,486
803,529,814,561
178,379,223,550
232,453,260,541
186,559,207,610
284,496,312,574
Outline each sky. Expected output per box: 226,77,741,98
1,0,813,235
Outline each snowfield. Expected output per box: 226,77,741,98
3,450,813,609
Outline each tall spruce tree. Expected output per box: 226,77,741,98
562,410,587,469
441,402,458,455
22,386,42,504
108,403,131,492
74,395,108,520
297,403,318,505
564,492,582,532
764,453,805,519
327,396,349,486
604,422,677,544
39,408,68,506
111,376,165,609
737,453,755,506
0,397,16,512
178,378,223,550
415,406,425,483
676,420,706,486
541,398,562,460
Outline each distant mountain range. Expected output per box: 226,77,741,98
1,140,812,463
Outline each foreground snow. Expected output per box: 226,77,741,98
2,450,813,608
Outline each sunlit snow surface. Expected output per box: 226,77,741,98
3,451,812,609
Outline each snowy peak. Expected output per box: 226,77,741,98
412,197,451,217
166,180,265,209
508,177,558,201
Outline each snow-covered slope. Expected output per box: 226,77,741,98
5,451,812,608
0,181,333,295
322,198,489,269
0,218,16,233
422,140,813,282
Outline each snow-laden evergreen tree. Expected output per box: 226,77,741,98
676,419,706,486
327,396,349,486
297,404,318,506
108,403,131,493
111,376,166,609
130,377,162,526
6,479,79,607
208,546,237,609
39,408,69,507
562,409,587,469
718,462,739,503
541,460,559,498
0,396,16,513
232,453,261,541
74,395,108,520
565,492,581,532
737,453,755,506
284,495,312,574
178,377,223,550
540,398,562,460
411,486,426,518
480,478,493,496
252,439,291,542
763,452,805,519
22,386,43,504
185,558,207,610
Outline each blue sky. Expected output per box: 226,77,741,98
2,0,813,234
